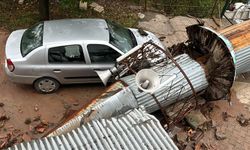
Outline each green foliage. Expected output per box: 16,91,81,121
80,0,93,2
59,0,78,9
152,0,225,17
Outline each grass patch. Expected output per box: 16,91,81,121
0,0,140,31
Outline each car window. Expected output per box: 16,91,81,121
48,45,85,63
87,44,121,63
21,22,44,57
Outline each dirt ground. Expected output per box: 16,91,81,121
197,85,250,150
0,31,105,145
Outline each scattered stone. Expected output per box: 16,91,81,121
33,116,41,122
18,0,24,5
190,130,204,142
138,12,145,20
183,144,193,150
0,115,9,122
185,110,208,129
187,128,196,137
18,108,23,113
89,2,104,13
73,102,79,106
158,36,166,41
64,103,71,109
215,127,227,140
236,114,249,127
34,104,39,112
222,112,229,121
176,132,187,145
195,143,208,150
79,1,88,10
0,103,4,107
34,122,49,134
21,133,31,142
168,126,182,138
211,119,216,128
24,118,31,125
129,5,142,11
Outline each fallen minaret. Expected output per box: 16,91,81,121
47,41,235,136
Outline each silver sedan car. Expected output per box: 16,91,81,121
5,19,164,93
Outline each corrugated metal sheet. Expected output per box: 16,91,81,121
121,54,208,113
7,108,178,150
234,46,250,73
50,87,138,136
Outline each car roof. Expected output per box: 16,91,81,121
43,19,109,45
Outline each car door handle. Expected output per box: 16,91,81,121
53,69,61,73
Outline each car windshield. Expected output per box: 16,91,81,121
106,20,137,53
21,22,44,57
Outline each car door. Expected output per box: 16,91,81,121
85,43,122,82
46,44,94,84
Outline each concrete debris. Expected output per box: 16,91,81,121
79,1,88,10
195,143,208,150
176,132,188,145
222,111,233,121
236,114,249,127
0,130,22,149
169,126,182,138
185,110,208,129
210,119,217,128
21,133,31,142
89,2,104,13
138,12,145,19
215,127,227,140
33,121,48,134
190,130,204,142
0,133,12,149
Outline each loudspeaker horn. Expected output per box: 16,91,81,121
95,67,118,86
135,69,160,94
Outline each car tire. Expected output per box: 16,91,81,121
34,77,60,94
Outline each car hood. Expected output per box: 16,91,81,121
5,29,26,59
129,28,165,49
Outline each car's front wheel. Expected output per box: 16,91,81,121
34,77,60,94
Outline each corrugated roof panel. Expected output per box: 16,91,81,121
7,108,178,150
